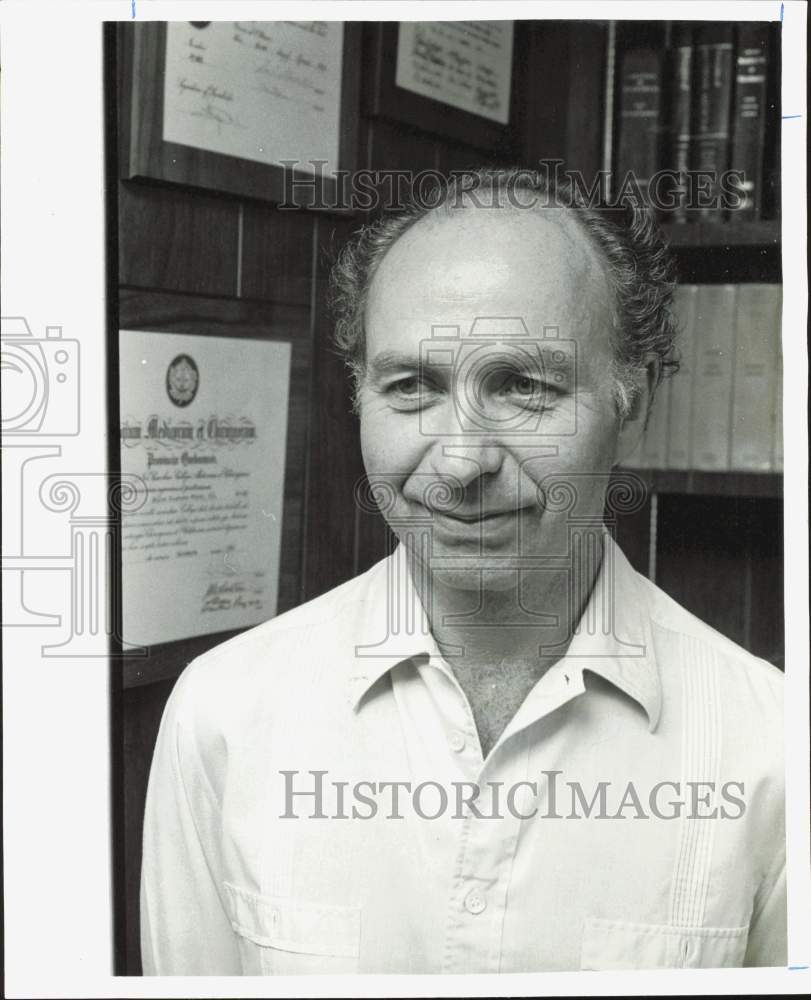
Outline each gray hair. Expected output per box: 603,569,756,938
329,167,678,417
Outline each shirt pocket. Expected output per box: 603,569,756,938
223,881,361,975
580,917,749,970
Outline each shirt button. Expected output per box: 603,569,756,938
448,730,466,753
464,889,487,915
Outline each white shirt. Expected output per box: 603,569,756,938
140,536,785,974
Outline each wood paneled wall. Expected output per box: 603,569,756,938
114,20,783,974
115,21,528,972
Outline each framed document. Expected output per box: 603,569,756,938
118,21,361,206
396,22,514,124
365,21,518,153
119,330,291,646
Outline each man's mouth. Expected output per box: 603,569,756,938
436,509,514,523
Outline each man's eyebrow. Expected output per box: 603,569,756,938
366,351,422,378
366,345,576,380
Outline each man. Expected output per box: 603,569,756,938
141,169,785,974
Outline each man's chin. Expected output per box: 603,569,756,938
401,540,526,592
428,565,521,593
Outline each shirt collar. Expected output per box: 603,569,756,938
348,532,661,732
561,535,662,732
347,543,438,709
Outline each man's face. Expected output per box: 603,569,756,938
359,207,629,591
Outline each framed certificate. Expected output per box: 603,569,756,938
365,21,518,153
119,330,291,646
118,21,361,207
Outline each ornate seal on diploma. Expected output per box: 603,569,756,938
166,354,199,407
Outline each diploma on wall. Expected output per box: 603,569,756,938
395,21,514,124
162,20,344,175
119,330,291,646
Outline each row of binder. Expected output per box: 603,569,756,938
624,283,782,472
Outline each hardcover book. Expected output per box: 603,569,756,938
615,46,664,206
691,284,737,470
692,24,735,221
729,23,770,219
730,284,782,471
667,283,699,469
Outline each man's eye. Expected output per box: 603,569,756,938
390,376,421,397
511,376,540,396
499,373,551,406
385,376,436,408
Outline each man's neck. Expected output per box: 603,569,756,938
406,537,606,756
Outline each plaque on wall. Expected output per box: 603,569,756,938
163,21,343,172
395,21,514,125
119,21,361,205
119,330,291,646
364,21,517,153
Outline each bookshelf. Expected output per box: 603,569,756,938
606,18,782,484
596,19,784,670
607,19,780,227
362,17,786,665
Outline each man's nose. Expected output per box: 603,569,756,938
427,438,505,488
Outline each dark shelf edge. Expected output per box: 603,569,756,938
621,468,783,499
662,220,780,249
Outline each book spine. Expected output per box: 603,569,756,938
691,284,737,471
667,284,699,469
730,284,782,470
729,24,770,220
669,24,694,223
602,21,618,196
692,25,735,221
615,47,664,205
641,376,672,467
773,295,784,471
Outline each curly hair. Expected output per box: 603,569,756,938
330,167,679,418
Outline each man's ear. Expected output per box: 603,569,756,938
615,355,662,466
